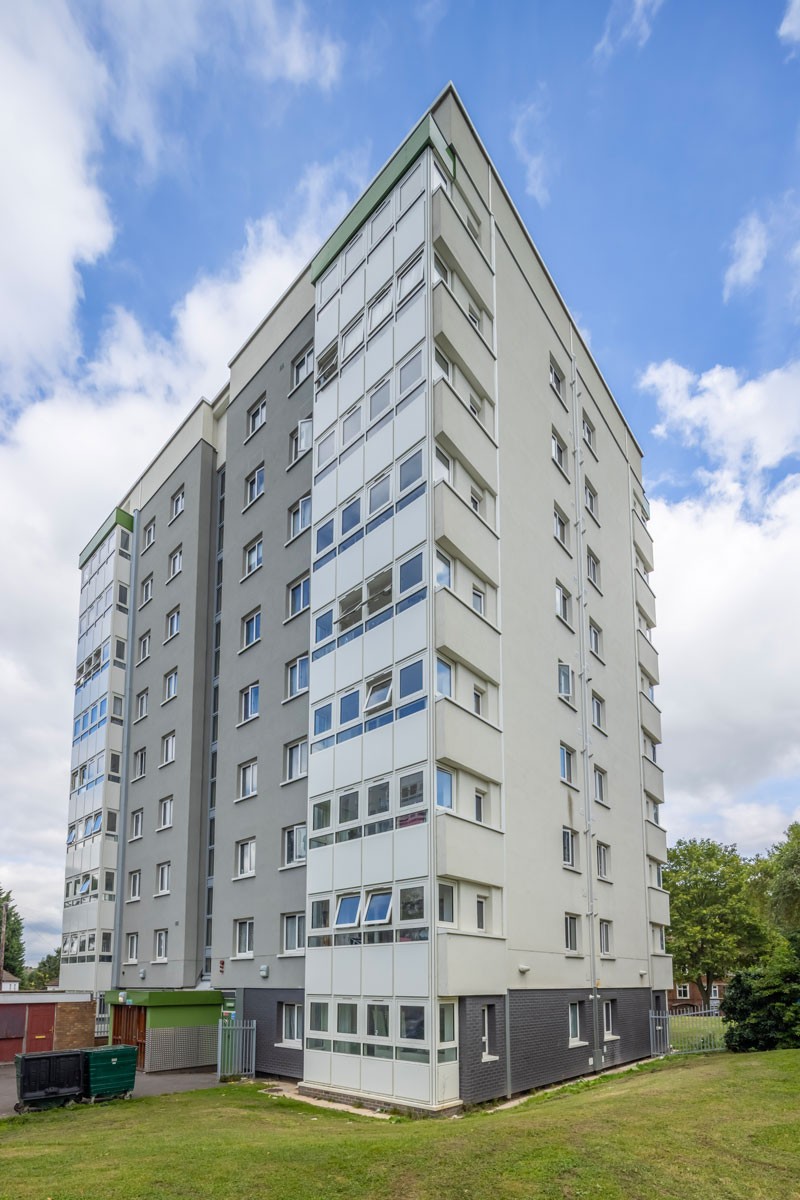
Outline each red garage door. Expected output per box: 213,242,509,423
0,1005,26,1063
26,1004,55,1053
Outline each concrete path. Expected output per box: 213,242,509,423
0,1062,220,1118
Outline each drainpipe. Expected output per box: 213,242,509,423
112,510,139,991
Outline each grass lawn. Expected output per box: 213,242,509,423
1,1051,799,1200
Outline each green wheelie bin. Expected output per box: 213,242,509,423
80,1044,137,1102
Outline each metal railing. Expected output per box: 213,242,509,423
217,1019,256,1080
650,1007,726,1056
95,1015,110,1039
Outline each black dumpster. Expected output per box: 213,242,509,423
15,1050,83,1113
81,1044,137,1101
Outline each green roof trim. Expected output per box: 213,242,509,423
105,989,223,1007
310,113,454,285
79,507,134,569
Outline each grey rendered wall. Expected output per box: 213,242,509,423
242,987,304,1078
118,438,215,989
211,308,314,994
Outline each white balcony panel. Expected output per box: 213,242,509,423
432,283,495,401
648,885,671,926
637,629,660,684
639,693,663,744
435,697,502,783
645,818,668,862
434,586,501,684
651,954,674,992
633,514,655,572
635,571,657,627
642,757,665,803
437,931,505,996
432,188,494,316
433,481,499,586
436,813,504,887
433,378,497,494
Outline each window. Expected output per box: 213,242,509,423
554,507,568,546
399,770,424,808
476,896,486,930
287,654,309,698
555,582,571,624
654,860,664,888
341,495,361,537
289,495,311,538
342,315,364,360
248,396,267,436
335,895,360,930
242,608,261,648
399,886,424,922
585,481,598,517
142,519,157,552
126,933,138,963
436,658,452,697
435,550,451,589
133,748,146,779
367,781,390,816
589,621,602,657
552,430,567,471
474,789,485,823
164,669,178,702
569,1002,580,1042
128,870,141,901
368,286,393,332
235,919,254,957
239,760,257,799
433,252,449,285
436,767,453,809
565,914,578,952
156,862,170,895
364,673,392,713
550,360,564,399
171,488,185,519
594,766,607,804
473,687,484,715
557,662,573,702
289,575,310,616
597,842,610,879
136,690,148,721
480,1005,492,1058
599,920,612,956
562,827,576,867
244,537,263,576
468,304,480,330
438,883,454,923
472,587,485,616
289,419,312,464
676,984,690,1000
399,1005,425,1041
399,552,423,594
138,632,151,662
654,923,666,952
398,659,423,698
434,447,451,484
433,348,451,382
284,823,306,865
237,839,255,877
245,465,264,506
161,733,175,765
398,448,423,495
470,488,483,515
283,912,306,952
158,796,173,829
582,414,595,450
240,682,259,722
340,689,360,726
364,890,392,924
155,929,168,961
130,809,143,839
141,575,153,606
315,609,333,645
398,255,424,304
279,1002,304,1045
293,345,313,387
166,607,180,639
592,694,605,729
587,549,601,587
286,739,308,781
316,343,338,391
560,744,574,784
169,546,182,578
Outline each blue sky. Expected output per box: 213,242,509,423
1,0,799,958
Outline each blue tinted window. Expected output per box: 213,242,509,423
341,498,361,536
302,577,310,608
365,892,392,922
316,520,334,554
314,704,332,735
436,768,453,808
399,553,423,593
315,610,333,643
399,450,422,491
336,895,360,925
340,691,359,724
399,660,423,698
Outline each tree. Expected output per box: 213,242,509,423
762,824,800,934
0,887,26,981
722,939,800,1052
23,949,61,992
663,839,771,1008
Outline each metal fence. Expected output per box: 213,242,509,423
94,1014,110,1040
217,1019,256,1081
650,1008,726,1056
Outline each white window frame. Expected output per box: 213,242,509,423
599,920,611,956
247,396,267,437
126,933,138,963
286,739,308,781
161,732,176,765
284,822,307,865
171,488,185,519
156,861,170,895
164,669,178,702
565,913,579,952
154,929,168,962
239,760,257,800
235,918,254,958
169,546,182,578
236,838,256,878
240,682,259,723
562,827,576,868
283,912,306,953
293,345,314,388
244,536,263,577
128,870,141,901
158,795,173,830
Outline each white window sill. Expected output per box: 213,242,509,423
150,959,168,965
283,607,310,625
166,570,182,584
133,714,147,724
125,897,140,904
163,633,178,646
604,1034,620,1042
238,638,261,654
552,459,570,483
555,615,575,634
590,650,606,666
236,715,259,729
231,953,254,960
128,833,142,842
235,793,257,803
232,872,255,882
282,689,309,705
137,656,150,667
286,448,312,472
167,510,184,526
554,535,573,557
586,508,601,529
568,1039,589,1049
279,861,306,871
153,891,170,898
559,696,577,712
123,960,138,967
588,578,603,596
551,381,568,410
280,774,308,787
285,528,310,548
141,542,154,555
158,761,175,770
241,495,264,514
481,1053,499,1063
138,599,152,611
564,951,584,959
592,723,608,738
161,695,177,707
277,951,305,959
595,797,611,809
131,774,145,784
562,864,581,875
584,438,599,462
597,876,613,885
157,824,173,832
274,1040,302,1050
243,424,265,446
599,953,616,960
560,778,580,792
240,564,263,584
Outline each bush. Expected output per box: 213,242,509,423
722,942,800,1052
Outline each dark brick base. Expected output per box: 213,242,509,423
242,988,304,1079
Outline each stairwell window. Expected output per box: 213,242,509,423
555,582,571,625
599,920,612,956
592,693,605,730
560,744,575,784
587,549,601,588
597,842,610,879
565,913,579,952
562,827,576,867
557,662,573,702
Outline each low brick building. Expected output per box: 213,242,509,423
0,992,99,1061
667,979,726,1012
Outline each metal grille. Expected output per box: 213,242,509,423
217,1019,256,1080
144,1025,217,1072
650,1008,726,1056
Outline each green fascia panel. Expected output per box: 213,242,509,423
310,113,454,284
78,507,134,568
147,1003,222,1030
105,989,223,1009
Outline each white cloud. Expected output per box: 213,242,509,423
642,356,800,857
413,0,448,40
238,0,344,91
0,151,365,959
510,88,552,207
0,1,113,403
779,0,800,46
723,212,769,301
594,0,665,60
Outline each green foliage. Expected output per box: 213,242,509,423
663,839,771,1006
22,949,61,992
0,886,25,980
722,941,800,1052
764,823,800,934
